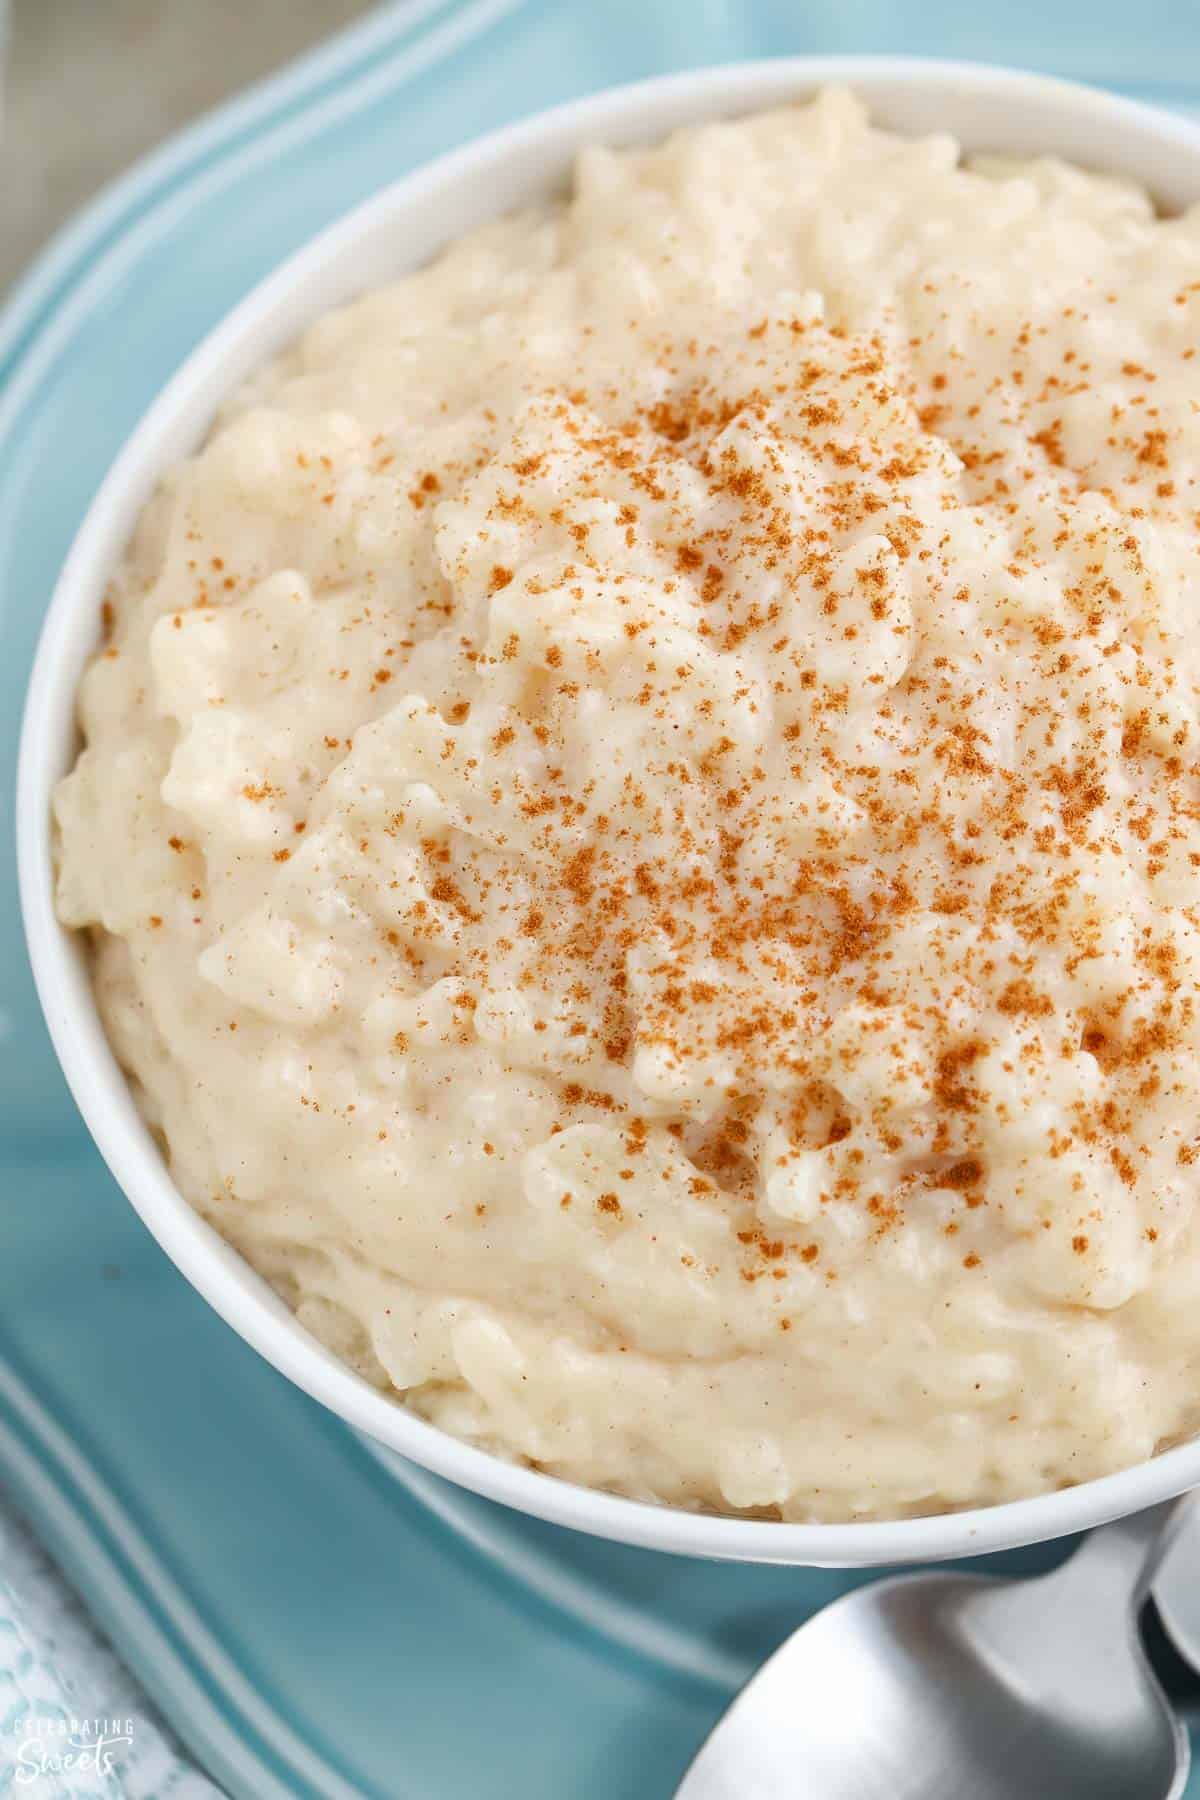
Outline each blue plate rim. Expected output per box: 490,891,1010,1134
0,1345,367,1800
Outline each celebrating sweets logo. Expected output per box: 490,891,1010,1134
10,1715,134,1785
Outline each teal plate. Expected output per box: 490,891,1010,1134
4,3,1200,1794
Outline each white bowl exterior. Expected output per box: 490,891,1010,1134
19,57,1200,1566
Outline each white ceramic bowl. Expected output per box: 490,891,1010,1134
19,56,1200,1567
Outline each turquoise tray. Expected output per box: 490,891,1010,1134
4,3,1200,1793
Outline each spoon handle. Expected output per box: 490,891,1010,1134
1046,1495,1194,1606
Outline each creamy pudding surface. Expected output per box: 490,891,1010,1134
55,89,1200,1520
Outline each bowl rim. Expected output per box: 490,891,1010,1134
18,52,1200,1567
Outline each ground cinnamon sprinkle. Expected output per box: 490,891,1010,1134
382,273,1200,1287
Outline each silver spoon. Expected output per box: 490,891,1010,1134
676,1497,1192,1800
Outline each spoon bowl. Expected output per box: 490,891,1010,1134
677,1500,1190,1799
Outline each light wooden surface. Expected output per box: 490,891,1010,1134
1,0,378,290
